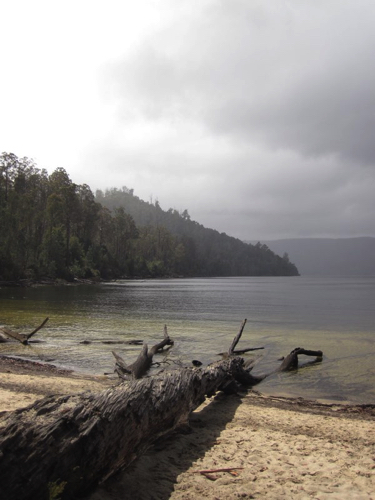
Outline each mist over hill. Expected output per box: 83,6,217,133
97,187,299,277
248,238,375,276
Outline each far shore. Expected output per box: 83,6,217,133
1,355,374,499
0,273,301,289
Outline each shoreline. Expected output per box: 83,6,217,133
1,356,374,499
0,274,300,289
1,353,374,409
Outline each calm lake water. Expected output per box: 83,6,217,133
1,276,374,404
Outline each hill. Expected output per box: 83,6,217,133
96,187,299,277
249,237,375,276
0,153,299,281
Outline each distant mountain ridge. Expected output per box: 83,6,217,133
248,237,375,276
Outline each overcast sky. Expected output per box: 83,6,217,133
1,0,375,240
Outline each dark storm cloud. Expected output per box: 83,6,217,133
99,0,375,240
209,42,375,166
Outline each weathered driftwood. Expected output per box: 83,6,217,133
0,319,323,500
0,357,253,500
277,347,323,371
112,325,174,379
217,318,264,355
225,320,322,372
0,317,49,345
228,319,248,355
218,346,265,355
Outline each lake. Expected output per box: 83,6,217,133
1,276,374,404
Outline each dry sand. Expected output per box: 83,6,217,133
87,394,375,500
1,356,374,500
0,355,113,414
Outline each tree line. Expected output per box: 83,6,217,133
0,152,299,282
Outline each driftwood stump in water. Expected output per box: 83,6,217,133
0,317,49,344
112,325,174,379
277,347,323,371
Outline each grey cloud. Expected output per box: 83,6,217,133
210,47,375,165
106,1,375,164
97,0,375,240
107,44,183,120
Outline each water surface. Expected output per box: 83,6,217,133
1,276,374,404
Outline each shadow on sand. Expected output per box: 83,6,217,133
86,393,243,500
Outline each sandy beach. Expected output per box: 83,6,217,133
1,356,374,500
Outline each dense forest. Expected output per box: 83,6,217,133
0,152,299,282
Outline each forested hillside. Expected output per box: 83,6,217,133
96,187,299,277
0,153,299,282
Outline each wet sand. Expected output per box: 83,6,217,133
1,356,374,499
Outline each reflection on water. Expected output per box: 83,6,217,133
0,276,374,404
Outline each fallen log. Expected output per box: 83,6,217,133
0,319,324,500
0,317,49,345
0,357,250,500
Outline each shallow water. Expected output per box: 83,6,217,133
1,276,374,404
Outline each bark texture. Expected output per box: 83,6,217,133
0,357,247,500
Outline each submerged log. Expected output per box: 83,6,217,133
0,357,250,500
0,317,49,345
80,339,143,345
217,347,264,356
277,347,323,371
